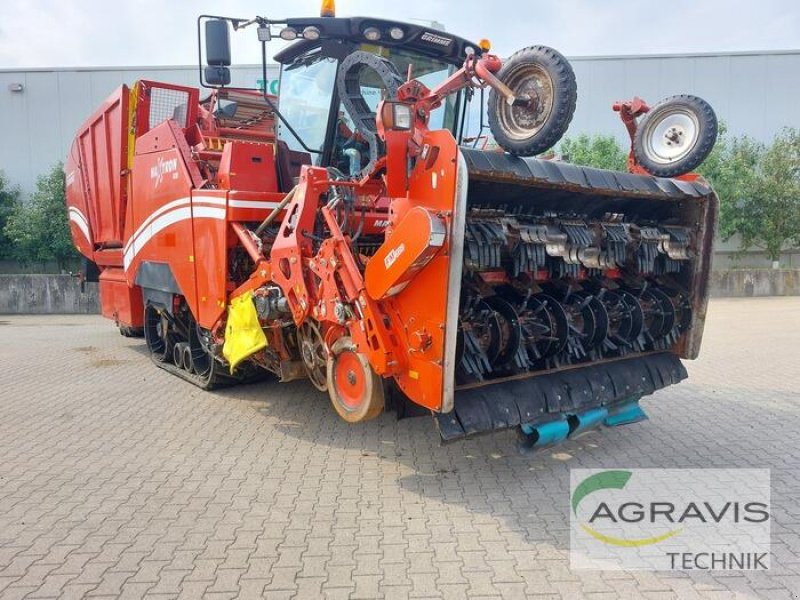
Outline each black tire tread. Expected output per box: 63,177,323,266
119,325,144,338
633,94,718,178
487,45,578,156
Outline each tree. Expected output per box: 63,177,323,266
559,133,628,172
4,163,77,269
698,126,800,263
745,128,800,262
0,171,20,260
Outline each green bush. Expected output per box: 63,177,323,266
558,133,628,172
0,171,21,260
698,125,800,262
4,163,77,269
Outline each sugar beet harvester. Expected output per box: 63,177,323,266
65,14,718,448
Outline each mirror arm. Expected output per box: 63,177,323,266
258,39,321,155
474,86,486,149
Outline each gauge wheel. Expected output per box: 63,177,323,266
488,45,577,156
327,337,384,423
633,95,718,177
298,320,328,392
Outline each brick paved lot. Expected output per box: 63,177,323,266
0,298,798,599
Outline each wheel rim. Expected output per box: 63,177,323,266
190,324,213,380
641,108,700,164
496,64,555,142
144,305,171,362
298,321,328,392
182,345,194,373
332,350,367,410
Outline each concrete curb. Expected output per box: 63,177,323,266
0,275,99,314
711,269,800,298
1,271,798,314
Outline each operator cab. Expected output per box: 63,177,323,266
271,17,481,175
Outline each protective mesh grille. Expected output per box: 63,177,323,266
149,87,190,128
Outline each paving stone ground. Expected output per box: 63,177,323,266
0,298,798,599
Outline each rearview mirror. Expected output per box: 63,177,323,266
204,66,231,86
204,20,231,87
205,20,232,66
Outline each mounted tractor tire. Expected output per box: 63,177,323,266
487,45,577,156
633,95,718,177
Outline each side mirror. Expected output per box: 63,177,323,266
205,20,232,66
205,19,231,86
204,66,231,86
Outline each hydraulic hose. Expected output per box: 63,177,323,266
255,186,296,236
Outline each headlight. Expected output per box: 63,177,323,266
389,27,404,40
303,26,321,40
381,102,413,131
363,27,381,41
393,104,412,129
279,27,298,40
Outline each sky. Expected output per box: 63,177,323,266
0,0,799,68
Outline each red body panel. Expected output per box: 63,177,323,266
381,130,460,410
218,142,278,192
99,268,144,327
190,190,230,329
64,86,128,259
127,135,202,316
66,81,217,329
70,86,129,247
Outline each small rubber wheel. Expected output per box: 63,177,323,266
633,94,718,177
144,304,173,363
119,325,144,338
327,337,384,423
190,324,216,385
488,45,577,156
182,345,194,373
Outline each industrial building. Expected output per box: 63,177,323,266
1,50,799,196
1,50,799,268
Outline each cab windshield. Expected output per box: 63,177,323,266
277,44,460,169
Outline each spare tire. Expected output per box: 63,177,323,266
487,45,577,156
633,95,718,177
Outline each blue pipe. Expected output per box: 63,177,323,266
604,398,648,427
570,407,609,437
521,418,570,447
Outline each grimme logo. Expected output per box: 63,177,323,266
570,469,771,570
150,157,179,187
420,32,453,47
